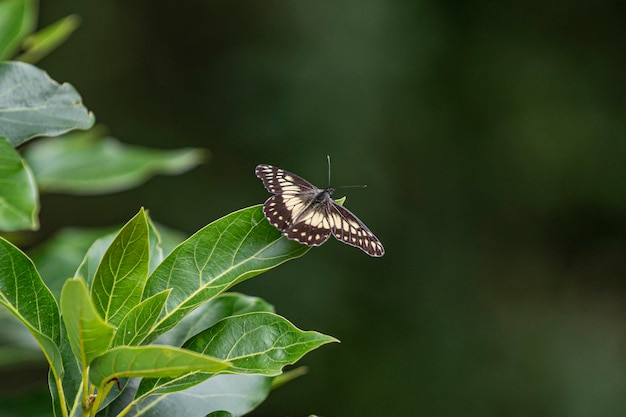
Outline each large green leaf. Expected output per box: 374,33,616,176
0,136,38,231
0,0,36,60
0,61,94,146
60,279,114,366
23,129,206,194
142,205,310,342
91,208,150,326
187,312,337,375
88,345,231,387
135,375,271,417
0,237,63,379
136,312,336,398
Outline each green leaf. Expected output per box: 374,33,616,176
184,312,337,375
137,312,336,398
142,205,310,342
91,208,150,326
88,345,231,387
112,289,170,347
73,217,184,290
17,14,80,64
23,129,206,194
156,292,274,347
0,237,63,379
0,61,94,146
60,278,114,366
0,0,37,60
137,375,270,417
0,136,38,231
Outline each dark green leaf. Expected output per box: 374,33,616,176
0,237,63,378
0,136,38,231
185,312,337,375
91,208,150,326
23,130,206,194
0,61,94,146
60,279,114,365
137,312,335,398
137,375,270,417
73,217,184,290
88,345,231,387
0,0,36,60
142,205,309,342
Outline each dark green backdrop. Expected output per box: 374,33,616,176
21,1,626,416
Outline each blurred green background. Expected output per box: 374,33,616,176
9,1,626,416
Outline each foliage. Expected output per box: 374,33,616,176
0,1,337,416
0,208,336,416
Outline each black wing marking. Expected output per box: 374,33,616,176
329,202,385,257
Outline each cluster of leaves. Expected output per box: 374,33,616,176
3,206,335,417
0,1,336,416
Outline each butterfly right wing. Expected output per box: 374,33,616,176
328,201,385,257
255,164,321,234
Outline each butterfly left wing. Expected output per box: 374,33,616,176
255,164,322,235
328,202,385,257
255,164,318,195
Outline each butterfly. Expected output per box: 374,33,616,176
255,163,384,257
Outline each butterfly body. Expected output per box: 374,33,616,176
256,164,384,257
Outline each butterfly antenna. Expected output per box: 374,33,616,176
337,184,368,189
326,155,332,187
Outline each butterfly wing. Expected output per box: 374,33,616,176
329,202,385,257
255,164,318,194
255,164,328,241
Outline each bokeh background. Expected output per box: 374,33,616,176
9,1,626,416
